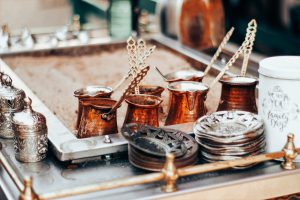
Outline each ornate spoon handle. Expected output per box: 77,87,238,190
102,66,150,120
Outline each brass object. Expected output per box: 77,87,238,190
124,94,163,127
102,66,150,120
0,74,26,138
165,81,209,125
114,37,155,94
282,133,298,170
74,86,113,129
78,98,118,138
113,38,155,91
209,19,258,89
155,67,204,83
162,153,178,193
12,97,48,162
19,176,38,200
217,76,258,113
204,27,235,76
241,19,257,76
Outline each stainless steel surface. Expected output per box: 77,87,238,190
0,138,300,200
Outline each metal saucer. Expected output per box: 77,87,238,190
194,111,265,169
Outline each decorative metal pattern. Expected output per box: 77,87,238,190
194,111,265,168
12,97,48,162
121,123,187,157
122,123,198,171
14,134,48,162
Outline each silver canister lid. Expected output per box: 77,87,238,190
12,97,47,133
0,74,25,112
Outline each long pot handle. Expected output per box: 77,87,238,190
102,66,150,120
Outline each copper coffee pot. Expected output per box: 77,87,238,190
217,76,258,113
78,66,151,138
165,81,209,125
77,98,118,138
179,0,225,50
74,86,113,130
124,94,163,127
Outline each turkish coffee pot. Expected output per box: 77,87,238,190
74,86,113,129
165,81,209,125
217,76,258,113
77,98,118,138
0,74,26,138
124,94,163,127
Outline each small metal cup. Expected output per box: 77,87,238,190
165,81,209,125
217,76,258,113
74,86,113,130
124,94,163,127
77,98,118,138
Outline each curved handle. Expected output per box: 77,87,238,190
102,66,150,120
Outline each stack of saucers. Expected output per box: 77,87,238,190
121,123,199,171
194,111,265,169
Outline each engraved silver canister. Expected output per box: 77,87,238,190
0,74,25,138
12,97,48,162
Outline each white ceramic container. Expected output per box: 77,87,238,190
259,56,300,160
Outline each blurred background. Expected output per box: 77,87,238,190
0,0,299,55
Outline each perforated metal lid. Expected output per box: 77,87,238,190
13,97,47,133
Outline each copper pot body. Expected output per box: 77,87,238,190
124,94,163,127
217,76,258,113
74,86,113,129
165,81,209,125
77,98,118,138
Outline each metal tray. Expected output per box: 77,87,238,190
0,35,236,162
1,35,300,200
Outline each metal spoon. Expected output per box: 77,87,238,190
154,66,168,82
